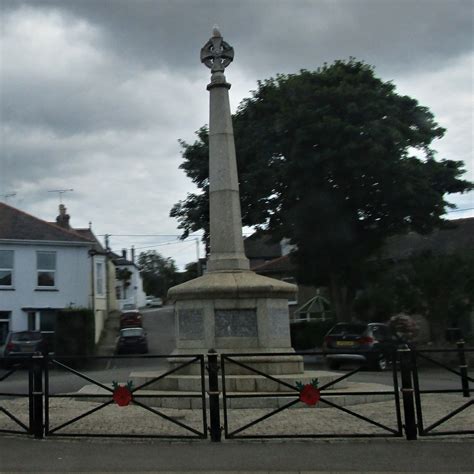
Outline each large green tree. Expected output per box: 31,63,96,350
171,60,473,320
137,251,179,298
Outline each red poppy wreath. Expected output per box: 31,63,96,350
112,380,134,407
296,378,320,406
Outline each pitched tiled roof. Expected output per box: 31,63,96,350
252,255,295,274
110,251,135,266
379,218,474,260
74,228,106,253
0,203,93,244
244,233,282,259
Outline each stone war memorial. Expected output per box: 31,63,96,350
131,28,342,407
168,26,299,374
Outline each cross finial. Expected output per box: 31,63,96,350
201,27,234,73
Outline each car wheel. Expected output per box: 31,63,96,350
374,355,389,371
327,360,340,370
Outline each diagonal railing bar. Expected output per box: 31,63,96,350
132,356,199,392
47,400,114,435
319,366,362,391
319,396,399,435
224,357,299,392
228,398,301,437
0,368,16,382
51,359,114,393
0,406,29,432
131,399,204,437
416,353,474,382
423,399,473,434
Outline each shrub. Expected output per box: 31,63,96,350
55,308,95,360
290,320,335,350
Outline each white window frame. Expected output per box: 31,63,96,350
36,251,57,288
95,261,105,296
0,311,11,345
0,250,14,288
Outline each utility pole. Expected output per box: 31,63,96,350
195,238,202,276
104,234,110,251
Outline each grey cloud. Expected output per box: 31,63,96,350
3,0,472,77
1,0,472,269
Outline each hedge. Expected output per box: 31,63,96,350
290,320,335,350
55,308,95,359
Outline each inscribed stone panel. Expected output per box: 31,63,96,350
215,309,258,337
178,309,204,340
268,307,290,338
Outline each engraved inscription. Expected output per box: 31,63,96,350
178,309,204,340
268,308,290,338
215,309,257,337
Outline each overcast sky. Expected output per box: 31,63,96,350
1,0,473,269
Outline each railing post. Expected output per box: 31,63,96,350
28,359,35,435
457,340,470,397
398,346,417,440
32,354,44,439
207,349,221,442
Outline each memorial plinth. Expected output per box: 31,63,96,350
167,27,299,376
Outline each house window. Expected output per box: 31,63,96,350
37,251,56,287
96,262,104,296
28,311,36,331
0,250,14,287
0,311,10,345
26,310,56,352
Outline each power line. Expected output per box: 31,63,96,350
446,207,474,213
97,233,202,237
133,240,197,251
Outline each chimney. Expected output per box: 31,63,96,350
56,204,71,229
131,246,135,263
122,249,127,259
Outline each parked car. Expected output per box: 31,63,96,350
322,322,402,371
150,297,163,308
2,331,46,367
116,328,148,354
119,310,143,329
145,296,153,307
122,303,138,311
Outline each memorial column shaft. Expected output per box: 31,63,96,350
207,74,249,272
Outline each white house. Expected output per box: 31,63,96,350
112,249,146,309
0,203,113,347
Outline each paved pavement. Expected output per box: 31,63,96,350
0,436,473,472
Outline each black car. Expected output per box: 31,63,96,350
322,322,402,370
116,327,148,354
2,331,46,367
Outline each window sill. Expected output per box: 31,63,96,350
35,288,59,292
0,287,15,291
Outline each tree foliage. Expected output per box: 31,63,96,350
137,251,179,298
171,59,473,320
355,250,474,342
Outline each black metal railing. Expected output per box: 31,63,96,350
44,354,208,439
412,342,473,437
0,357,38,436
1,344,472,441
220,350,404,440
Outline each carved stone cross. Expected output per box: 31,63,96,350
200,26,234,73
